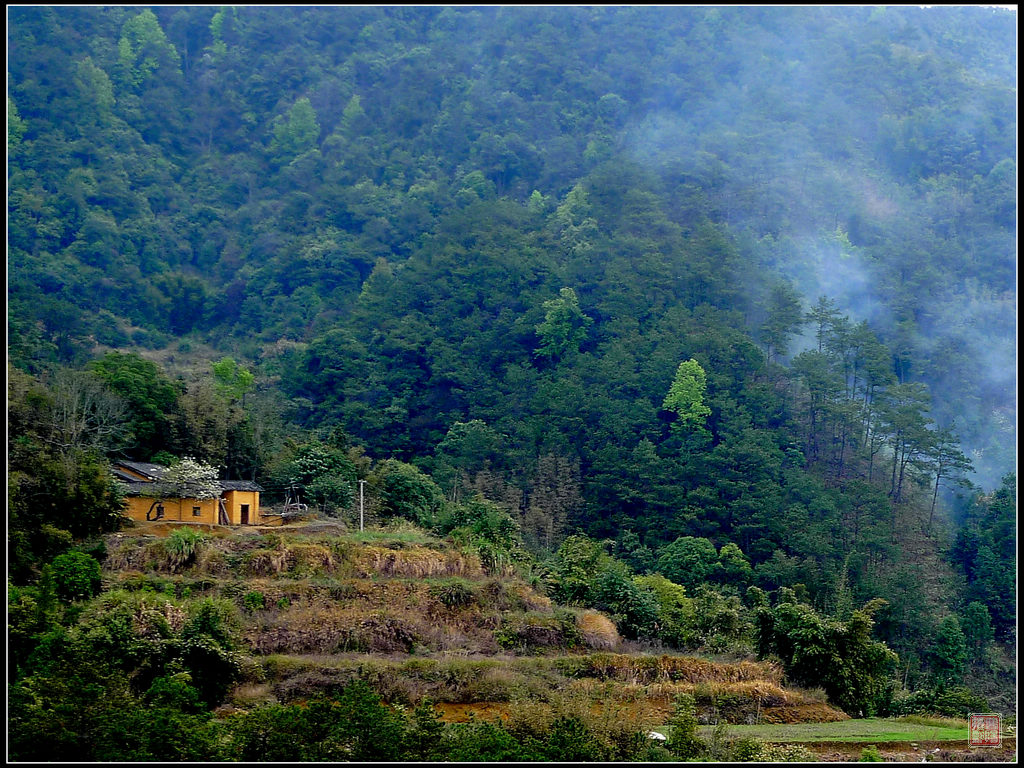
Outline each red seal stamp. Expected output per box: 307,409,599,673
968,713,1001,747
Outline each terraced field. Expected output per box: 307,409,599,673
103,521,1017,763
103,521,846,730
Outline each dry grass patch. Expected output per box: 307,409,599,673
554,653,782,686
228,682,275,707
241,546,293,576
576,610,621,650
244,599,432,655
353,545,483,578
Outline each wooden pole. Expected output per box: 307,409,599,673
359,479,365,531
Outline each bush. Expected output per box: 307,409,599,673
49,551,102,602
590,565,660,640
375,460,443,527
665,693,704,759
893,686,988,717
243,591,266,612
445,720,534,761
165,528,207,571
634,573,696,648
859,744,885,761
656,536,720,592
429,578,478,609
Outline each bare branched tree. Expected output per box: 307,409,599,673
47,368,128,459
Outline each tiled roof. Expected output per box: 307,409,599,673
220,480,264,492
115,461,168,480
112,462,262,495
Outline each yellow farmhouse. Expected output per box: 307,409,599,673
113,461,279,526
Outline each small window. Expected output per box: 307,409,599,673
193,506,202,517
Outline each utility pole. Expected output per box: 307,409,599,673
358,479,365,532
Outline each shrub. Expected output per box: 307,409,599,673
859,744,885,761
656,536,720,592
731,736,765,761
49,551,102,602
664,693,704,759
893,686,988,717
635,573,696,648
445,720,534,761
757,743,816,762
430,578,478,609
164,528,207,571
243,591,266,612
589,564,660,640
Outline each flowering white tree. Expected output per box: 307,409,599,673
156,457,221,500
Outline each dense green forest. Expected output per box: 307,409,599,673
7,5,1016,761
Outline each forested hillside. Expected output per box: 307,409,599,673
7,5,1017,761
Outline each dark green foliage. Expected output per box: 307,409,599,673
223,682,407,761
405,700,447,761
589,565,661,640
534,287,593,360
271,440,357,513
375,459,444,526
656,536,721,592
439,497,526,573
548,535,608,605
859,744,885,762
894,686,989,718
948,474,1016,640
88,352,183,460
444,719,538,762
930,616,968,685
960,602,994,656
546,535,697,644
7,579,60,679
8,446,127,582
243,590,266,612
635,574,697,648
8,627,221,762
755,594,898,715
531,716,609,761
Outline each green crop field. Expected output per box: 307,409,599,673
695,717,970,743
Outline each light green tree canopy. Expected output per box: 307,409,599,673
662,359,712,436
212,357,255,404
271,97,320,160
534,287,593,360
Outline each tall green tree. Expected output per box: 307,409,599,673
661,358,712,444
534,287,593,360
758,282,804,362
88,353,183,461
